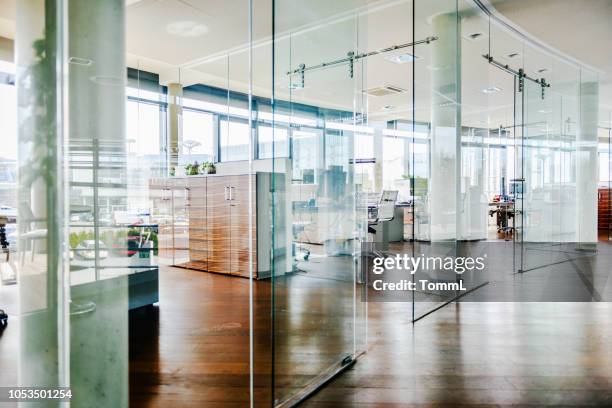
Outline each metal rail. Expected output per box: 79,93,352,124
483,54,550,98
286,36,438,86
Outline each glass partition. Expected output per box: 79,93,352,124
271,1,368,405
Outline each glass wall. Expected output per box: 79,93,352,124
3,1,609,407
271,0,369,405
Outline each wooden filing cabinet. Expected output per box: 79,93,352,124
151,173,270,278
599,188,611,232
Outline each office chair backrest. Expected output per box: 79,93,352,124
377,190,398,222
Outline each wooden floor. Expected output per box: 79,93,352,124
129,266,272,408
3,244,612,407
302,301,612,407
129,262,362,407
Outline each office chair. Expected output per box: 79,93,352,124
18,204,47,264
368,190,398,237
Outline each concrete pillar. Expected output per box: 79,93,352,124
576,78,599,246
68,0,128,406
429,12,461,241
167,83,183,174
17,0,67,394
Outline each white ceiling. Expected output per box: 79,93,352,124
0,0,609,129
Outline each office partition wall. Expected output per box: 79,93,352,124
270,1,368,405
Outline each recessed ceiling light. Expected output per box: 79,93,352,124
536,68,549,74
385,53,419,64
166,21,208,37
468,32,484,40
382,105,395,111
507,52,520,59
482,86,501,94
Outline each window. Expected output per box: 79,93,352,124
258,125,288,159
220,119,250,161
182,109,215,163
600,151,611,183
354,133,375,192
0,82,17,209
126,100,161,156
292,130,320,184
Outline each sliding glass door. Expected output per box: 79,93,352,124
270,1,367,405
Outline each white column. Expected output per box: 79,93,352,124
167,82,183,173
68,0,129,406
429,12,461,241
576,78,599,246
17,0,66,391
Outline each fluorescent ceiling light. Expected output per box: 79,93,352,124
482,86,501,94
326,122,374,134
166,21,208,37
385,53,419,64
382,129,428,139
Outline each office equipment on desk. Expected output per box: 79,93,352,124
488,200,515,240
0,215,17,285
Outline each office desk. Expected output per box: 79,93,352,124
488,201,515,240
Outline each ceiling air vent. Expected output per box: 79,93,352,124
364,85,407,97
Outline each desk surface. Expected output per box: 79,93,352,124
0,215,16,225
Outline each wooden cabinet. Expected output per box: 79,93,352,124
186,178,208,270
206,176,232,274
599,188,611,232
152,173,271,279
228,175,257,277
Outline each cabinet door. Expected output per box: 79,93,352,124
187,178,207,270
149,179,173,264
229,175,257,277
172,179,190,266
207,176,232,273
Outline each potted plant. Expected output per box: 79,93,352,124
201,161,216,175
184,161,200,176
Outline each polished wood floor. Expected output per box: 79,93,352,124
302,301,612,407
129,266,272,408
3,245,612,407
129,262,361,407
